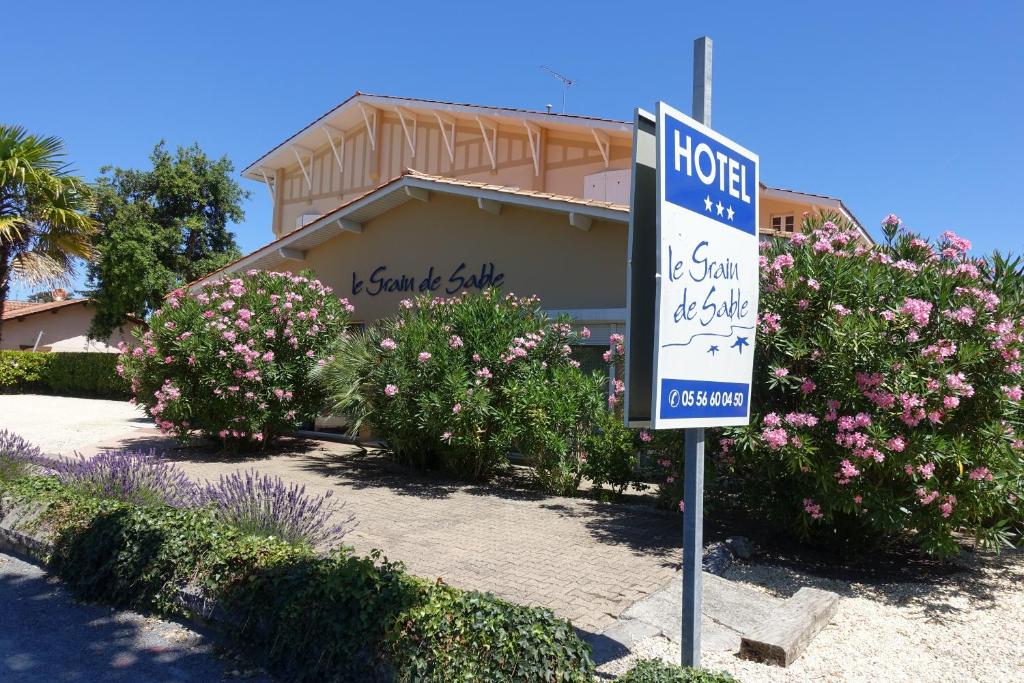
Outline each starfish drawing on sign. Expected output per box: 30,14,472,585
730,336,750,354
708,344,719,356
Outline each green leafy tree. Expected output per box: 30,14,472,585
0,125,96,343
87,142,248,337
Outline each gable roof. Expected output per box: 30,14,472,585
241,92,633,181
2,298,91,321
761,184,872,244
188,169,630,290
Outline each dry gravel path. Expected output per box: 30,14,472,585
600,548,1024,682
0,394,146,453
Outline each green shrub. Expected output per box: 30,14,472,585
718,214,1024,555
46,351,129,398
617,659,738,683
118,271,351,448
0,350,128,398
3,475,595,682
0,350,49,391
321,289,634,488
388,584,594,682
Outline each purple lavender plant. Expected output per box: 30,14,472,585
0,430,45,482
51,450,200,508
201,470,354,548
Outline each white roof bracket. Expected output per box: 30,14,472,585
258,167,276,203
395,106,418,157
477,197,502,215
569,211,592,231
591,128,610,168
524,121,542,177
291,144,314,190
405,186,429,202
434,112,457,163
475,115,498,171
277,247,305,261
359,103,378,152
321,125,345,176
336,218,363,233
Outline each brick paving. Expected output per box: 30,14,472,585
0,395,682,634
83,430,682,633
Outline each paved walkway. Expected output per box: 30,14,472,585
0,552,272,682
0,395,681,633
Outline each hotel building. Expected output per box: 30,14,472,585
192,93,868,346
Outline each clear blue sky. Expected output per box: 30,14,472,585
7,1,1022,297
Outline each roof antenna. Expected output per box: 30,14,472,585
540,65,574,113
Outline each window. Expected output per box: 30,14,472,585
771,214,795,233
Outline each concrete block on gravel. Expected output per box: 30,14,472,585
739,586,840,667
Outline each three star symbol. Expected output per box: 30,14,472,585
702,194,736,222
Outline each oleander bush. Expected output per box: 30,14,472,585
118,270,351,449
0,350,128,399
712,213,1024,555
321,289,641,490
0,472,595,682
617,659,738,683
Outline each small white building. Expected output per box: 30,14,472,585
1,296,139,353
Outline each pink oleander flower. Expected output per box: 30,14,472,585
939,495,957,518
639,429,652,443
581,326,591,339
836,459,861,484
452,403,461,414
762,427,788,450
449,335,464,349
803,498,823,519
800,378,816,394
887,436,907,452
384,384,399,397
1002,385,1023,401
901,298,933,326
774,367,789,378
969,466,993,482
380,338,397,351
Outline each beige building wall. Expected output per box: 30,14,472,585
295,194,628,323
273,114,631,238
759,196,840,236
1,303,138,353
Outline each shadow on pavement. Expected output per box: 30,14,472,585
0,554,272,683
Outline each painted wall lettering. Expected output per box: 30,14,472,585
351,262,505,297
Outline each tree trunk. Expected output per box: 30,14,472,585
0,245,10,344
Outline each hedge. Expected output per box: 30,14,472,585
0,350,129,399
1,476,595,682
617,659,738,683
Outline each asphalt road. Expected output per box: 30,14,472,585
0,552,273,682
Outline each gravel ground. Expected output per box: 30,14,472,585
0,394,145,454
0,552,272,682
599,547,1024,682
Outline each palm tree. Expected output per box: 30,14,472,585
0,125,96,342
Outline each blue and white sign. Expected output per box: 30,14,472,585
651,101,759,429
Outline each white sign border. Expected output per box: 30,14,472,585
650,101,760,430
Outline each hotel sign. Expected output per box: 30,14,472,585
649,101,759,429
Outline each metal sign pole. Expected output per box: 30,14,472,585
681,426,705,666
682,35,713,670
